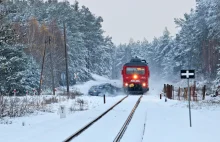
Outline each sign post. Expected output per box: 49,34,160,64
59,105,66,118
33,89,36,96
13,89,16,97
181,70,195,127
74,72,78,79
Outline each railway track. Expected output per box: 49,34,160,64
63,95,128,142
113,95,143,142
63,95,143,142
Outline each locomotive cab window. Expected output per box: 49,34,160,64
126,67,145,75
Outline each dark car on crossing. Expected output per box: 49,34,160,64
88,83,121,96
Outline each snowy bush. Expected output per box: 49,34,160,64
57,89,83,100
69,98,88,112
172,97,220,110
43,96,58,104
0,95,62,119
190,99,220,110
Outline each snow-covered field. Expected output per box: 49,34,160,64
0,74,220,142
0,95,126,142
122,94,220,142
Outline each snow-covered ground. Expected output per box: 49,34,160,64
0,74,220,142
121,94,220,142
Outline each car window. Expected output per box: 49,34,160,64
99,85,104,89
106,85,111,91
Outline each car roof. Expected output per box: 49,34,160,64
90,83,112,89
90,86,98,88
99,83,111,86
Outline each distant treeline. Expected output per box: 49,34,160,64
114,0,220,89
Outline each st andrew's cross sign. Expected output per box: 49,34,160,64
180,69,195,127
181,70,195,79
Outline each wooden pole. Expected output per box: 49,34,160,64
49,36,55,95
38,39,47,95
178,87,180,100
168,85,172,99
202,85,206,100
63,22,70,98
192,81,195,101
194,81,197,101
164,84,166,94
184,88,186,100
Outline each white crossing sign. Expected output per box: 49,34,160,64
180,69,194,127
181,70,195,79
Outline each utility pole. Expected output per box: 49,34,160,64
49,36,55,95
38,38,47,95
63,22,70,98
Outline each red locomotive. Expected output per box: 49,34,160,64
121,57,150,94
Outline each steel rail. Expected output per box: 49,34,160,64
113,95,143,142
63,95,128,142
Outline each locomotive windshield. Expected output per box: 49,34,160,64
126,67,145,75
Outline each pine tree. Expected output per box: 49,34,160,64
21,56,40,92
0,44,39,95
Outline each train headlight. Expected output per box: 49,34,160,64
125,83,128,86
133,74,138,79
142,83,146,87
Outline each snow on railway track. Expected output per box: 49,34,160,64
120,95,147,142
65,96,141,142
113,95,143,142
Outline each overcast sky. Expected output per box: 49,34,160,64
68,0,196,45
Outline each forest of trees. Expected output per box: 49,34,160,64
1,0,220,95
0,0,115,95
113,0,220,89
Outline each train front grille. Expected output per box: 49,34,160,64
128,83,142,91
